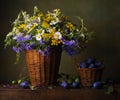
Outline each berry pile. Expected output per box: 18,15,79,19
57,74,80,88
79,57,103,68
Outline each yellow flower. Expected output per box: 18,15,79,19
50,29,55,34
51,39,62,46
66,22,74,31
42,33,52,39
18,24,28,31
36,29,42,33
53,9,61,15
41,21,50,28
60,14,68,21
45,14,55,22
18,24,25,29
38,12,44,17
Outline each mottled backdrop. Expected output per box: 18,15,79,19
0,0,120,83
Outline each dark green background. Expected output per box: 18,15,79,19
0,0,120,83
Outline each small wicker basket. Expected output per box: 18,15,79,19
26,47,62,87
77,66,104,87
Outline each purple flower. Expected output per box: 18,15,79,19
64,40,76,46
21,43,26,48
40,41,45,45
44,47,50,56
24,35,32,41
38,47,50,56
17,36,24,42
38,50,45,55
26,46,31,50
16,35,32,43
12,46,23,53
25,43,35,50
32,19,39,23
63,46,78,56
26,45,32,50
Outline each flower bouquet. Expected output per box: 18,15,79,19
4,6,92,86
5,6,92,63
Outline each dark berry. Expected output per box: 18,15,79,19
61,81,68,88
72,82,79,88
93,81,102,89
80,62,87,68
87,57,95,64
89,63,95,68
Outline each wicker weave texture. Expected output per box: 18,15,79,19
77,67,104,86
26,48,62,86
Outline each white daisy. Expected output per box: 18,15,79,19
35,34,42,41
54,32,62,39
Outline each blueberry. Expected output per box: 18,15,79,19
87,57,95,64
80,62,87,68
95,61,102,67
93,81,102,89
72,82,79,88
20,81,29,89
89,63,95,68
61,81,68,88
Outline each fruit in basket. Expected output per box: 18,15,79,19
86,57,95,64
95,61,102,67
89,63,95,68
79,57,103,68
79,62,87,68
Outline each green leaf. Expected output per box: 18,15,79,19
14,52,21,64
33,6,39,15
105,85,114,94
67,32,74,39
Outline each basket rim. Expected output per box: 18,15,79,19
77,66,105,71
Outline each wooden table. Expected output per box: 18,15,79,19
0,86,120,100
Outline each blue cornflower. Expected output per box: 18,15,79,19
16,36,24,42
40,41,45,45
24,35,32,41
38,49,45,56
12,47,23,53
25,43,35,50
64,40,76,46
21,43,26,48
38,47,50,56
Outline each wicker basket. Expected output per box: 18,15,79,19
77,67,104,87
26,47,62,87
